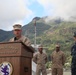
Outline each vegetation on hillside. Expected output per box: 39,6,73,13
0,17,76,69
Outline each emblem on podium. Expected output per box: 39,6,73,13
0,62,13,75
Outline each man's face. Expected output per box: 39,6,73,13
38,47,43,52
56,47,60,52
13,29,22,37
73,37,76,41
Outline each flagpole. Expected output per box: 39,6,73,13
34,19,36,50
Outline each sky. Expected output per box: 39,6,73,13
0,0,76,31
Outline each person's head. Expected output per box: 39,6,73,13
13,24,22,37
73,32,76,41
38,45,43,53
55,44,60,52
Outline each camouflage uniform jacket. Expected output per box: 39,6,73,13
33,52,47,68
71,42,76,68
9,35,31,46
51,50,66,69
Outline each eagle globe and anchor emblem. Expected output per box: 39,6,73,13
0,62,13,75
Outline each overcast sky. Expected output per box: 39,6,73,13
0,0,76,31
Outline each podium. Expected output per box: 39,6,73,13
0,42,34,75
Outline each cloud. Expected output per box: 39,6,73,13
1,0,76,30
37,0,76,21
0,0,33,31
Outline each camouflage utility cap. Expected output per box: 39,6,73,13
13,24,22,30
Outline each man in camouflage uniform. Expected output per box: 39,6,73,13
9,24,31,46
71,32,76,75
51,44,66,75
33,45,47,75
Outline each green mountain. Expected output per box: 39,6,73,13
0,17,76,55
1,17,76,67
22,17,51,43
0,29,13,42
